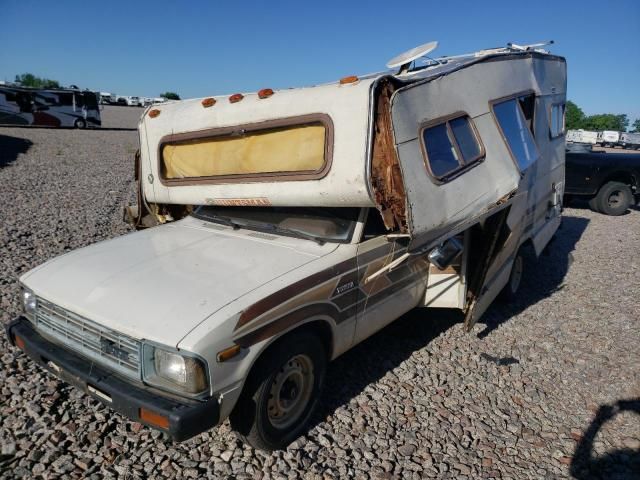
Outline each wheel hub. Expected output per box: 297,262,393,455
608,191,622,208
267,354,314,429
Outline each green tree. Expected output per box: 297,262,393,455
160,91,180,100
565,100,585,129
14,73,60,88
631,118,640,133
582,113,628,132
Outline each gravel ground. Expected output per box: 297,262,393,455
0,114,639,479
97,105,143,130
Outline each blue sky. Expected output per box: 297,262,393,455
1,0,639,122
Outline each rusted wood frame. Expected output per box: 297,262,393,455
370,80,407,232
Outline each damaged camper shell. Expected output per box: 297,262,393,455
8,43,566,450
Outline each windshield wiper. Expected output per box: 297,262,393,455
262,224,325,245
204,215,242,230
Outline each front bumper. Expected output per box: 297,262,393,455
5,317,219,441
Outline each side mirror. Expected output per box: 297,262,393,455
428,237,462,270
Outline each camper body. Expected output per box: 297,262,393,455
566,129,597,145
597,130,620,147
619,132,640,150
8,45,566,450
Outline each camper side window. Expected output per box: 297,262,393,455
421,115,484,182
492,98,540,171
550,103,565,138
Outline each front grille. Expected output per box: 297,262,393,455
34,297,141,379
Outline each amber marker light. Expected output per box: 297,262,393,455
201,97,216,108
217,344,241,363
258,88,274,99
148,109,161,118
139,408,170,429
339,75,359,85
14,335,25,350
229,93,244,103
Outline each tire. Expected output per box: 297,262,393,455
74,118,86,129
595,181,632,216
229,331,327,451
588,196,601,213
499,246,530,302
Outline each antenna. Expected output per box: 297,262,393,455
507,40,554,52
386,41,439,74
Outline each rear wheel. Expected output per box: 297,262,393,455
595,181,632,216
229,331,327,451
499,246,531,302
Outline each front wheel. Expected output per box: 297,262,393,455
74,118,86,129
230,331,327,451
595,181,632,216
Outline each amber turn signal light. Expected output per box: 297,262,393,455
201,97,216,108
229,93,244,103
148,109,161,118
339,75,359,85
258,88,274,99
217,344,241,363
139,407,170,429
14,335,25,350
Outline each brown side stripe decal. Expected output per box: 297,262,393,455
234,269,428,347
235,303,340,347
235,257,358,331
234,242,431,344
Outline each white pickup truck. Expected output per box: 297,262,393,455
7,42,567,450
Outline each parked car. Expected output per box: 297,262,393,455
565,150,640,215
116,96,140,107
7,41,566,450
99,92,115,105
138,97,154,107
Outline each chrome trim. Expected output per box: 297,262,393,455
33,297,141,379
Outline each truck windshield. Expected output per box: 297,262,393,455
192,206,360,244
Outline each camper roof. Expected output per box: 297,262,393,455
138,46,565,212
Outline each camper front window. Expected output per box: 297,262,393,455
192,206,360,244
160,118,330,183
421,115,484,181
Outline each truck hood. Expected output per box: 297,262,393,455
21,217,336,346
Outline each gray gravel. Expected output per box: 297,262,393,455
1,113,639,479
97,105,143,130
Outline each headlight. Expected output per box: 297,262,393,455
22,288,37,319
142,344,208,396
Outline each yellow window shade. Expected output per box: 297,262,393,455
162,123,327,179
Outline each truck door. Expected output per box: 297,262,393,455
353,209,429,344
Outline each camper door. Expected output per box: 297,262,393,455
389,78,523,252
